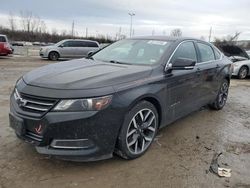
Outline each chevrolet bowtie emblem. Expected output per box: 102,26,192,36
35,124,43,134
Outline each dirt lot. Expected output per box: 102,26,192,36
0,56,250,188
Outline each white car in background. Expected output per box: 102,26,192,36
246,50,250,57
219,45,250,79
40,39,99,61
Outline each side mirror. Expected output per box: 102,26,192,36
169,58,196,71
59,44,64,48
87,51,94,57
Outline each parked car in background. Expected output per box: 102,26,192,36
218,44,250,79
246,50,250,57
10,36,232,161
11,41,25,46
0,35,13,56
40,39,100,61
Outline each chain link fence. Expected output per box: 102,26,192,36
12,46,40,57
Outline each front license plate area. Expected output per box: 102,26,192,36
9,113,25,136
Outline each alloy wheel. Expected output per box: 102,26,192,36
218,82,228,107
126,108,157,155
239,67,248,79
49,52,59,61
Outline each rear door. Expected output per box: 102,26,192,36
195,42,219,105
166,41,200,120
58,41,76,58
86,41,99,55
76,41,88,57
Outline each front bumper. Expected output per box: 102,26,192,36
9,93,124,161
39,52,47,58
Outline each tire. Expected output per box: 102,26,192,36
209,79,229,110
115,101,158,159
48,51,59,61
238,66,248,79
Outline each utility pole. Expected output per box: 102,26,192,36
85,27,88,38
128,12,135,38
71,20,75,37
119,27,122,40
208,26,212,42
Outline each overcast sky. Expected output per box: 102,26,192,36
1,0,250,40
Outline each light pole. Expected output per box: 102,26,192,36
128,12,135,38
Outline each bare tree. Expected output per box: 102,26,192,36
226,31,241,42
20,11,41,33
8,12,16,31
20,11,32,32
170,28,182,37
51,28,58,35
39,21,47,33
31,16,41,33
61,30,67,36
214,31,242,47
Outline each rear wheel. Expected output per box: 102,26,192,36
209,79,229,110
115,101,158,159
48,51,59,61
238,66,248,79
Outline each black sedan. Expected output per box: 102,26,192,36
9,36,232,161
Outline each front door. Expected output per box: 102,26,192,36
166,41,200,120
58,41,76,58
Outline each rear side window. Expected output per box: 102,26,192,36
214,48,221,60
197,43,215,62
171,41,197,63
0,36,7,42
77,41,87,47
87,42,98,47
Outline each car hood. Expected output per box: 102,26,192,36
23,59,152,90
218,44,250,59
41,45,55,50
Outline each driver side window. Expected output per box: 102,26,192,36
171,41,197,64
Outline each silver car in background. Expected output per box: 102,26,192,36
218,44,250,79
231,56,250,79
40,39,99,61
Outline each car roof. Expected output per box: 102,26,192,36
130,36,201,42
63,39,99,43
0,34,7,37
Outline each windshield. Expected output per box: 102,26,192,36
54,40,66,46
92,39,171,65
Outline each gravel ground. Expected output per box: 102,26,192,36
0,56,250,188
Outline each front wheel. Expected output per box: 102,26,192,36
238,66,248,79
48,51,59,61
209,79,229,110
115,101,158,159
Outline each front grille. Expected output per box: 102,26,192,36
25,130,43,142
14,89,57,116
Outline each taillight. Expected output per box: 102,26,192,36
3,43,10,50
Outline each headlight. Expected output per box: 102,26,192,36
53,95,112,112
